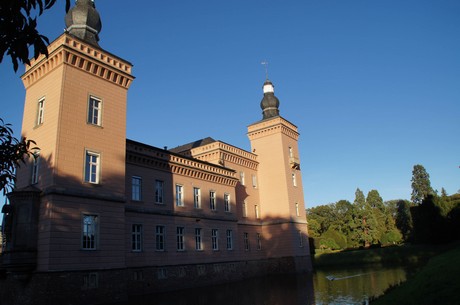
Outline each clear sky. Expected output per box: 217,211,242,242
1,0,459,208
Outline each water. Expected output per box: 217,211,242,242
109,264,412,305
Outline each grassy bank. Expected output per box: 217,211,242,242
313,244,446,268
370,243,460,305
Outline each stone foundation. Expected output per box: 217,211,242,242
0,255,312,305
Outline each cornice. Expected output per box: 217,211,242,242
21,33,134,89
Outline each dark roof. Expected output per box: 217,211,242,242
169,137,216,153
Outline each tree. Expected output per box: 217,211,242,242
0,0,71,71
411,164,434,205
0,118,37,195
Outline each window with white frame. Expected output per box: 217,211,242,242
226,230,233,250
176,227,185,251
242,201,247,218
299,230,304,247
295,203,300,217
211,229,219,251
87,96,102,126
176,184,184,207
224,193,230,212
131,176,142,201
209,191,216,210
31,152,40,184
289,146,293,158
292,173,297,187
36,97,45,126
84,151,100,184
193,187,201,208
256,233,262,250
243,232,250,251
240,171,245,185
82,214,98,250
132,224,143,252
252,174,257,188
155,225,165,251
255,205,260,219
155,180,164,204
195,228,202,250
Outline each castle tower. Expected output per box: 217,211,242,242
4,0,134,273
247,79,310,261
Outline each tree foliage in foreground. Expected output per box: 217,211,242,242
411,164,434,205
0,0,71,71
0,118,37,195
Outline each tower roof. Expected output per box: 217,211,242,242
260,79,280,120
65,0,102,46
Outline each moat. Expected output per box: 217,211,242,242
106,264,412,305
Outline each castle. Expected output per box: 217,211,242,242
1,1,311,304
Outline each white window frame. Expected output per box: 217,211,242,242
36,97,45,126
176,184,184,207
132,224,143,252
224,193,230,212
155,225,165,251
31,152,40,184
131,176,142,201
255,205,260,219
295,203,300,217
211,229,219,251
292,173,297,187
226,230,233,250
84,150,100,184
242,201,247,218
252,174,257,188
240,171,245,185
195,228,202,251
299,230,304,247
209,190,216,210
155,180,164,204
243,232,250,251
82,214,98,250
88,96,102,126
193,187,201,209
176,227,185,251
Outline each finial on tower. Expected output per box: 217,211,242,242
261,60,269,80
260,78,280,120
65,0,102,46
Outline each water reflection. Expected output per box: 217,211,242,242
109,265,411,305
313,265,410,305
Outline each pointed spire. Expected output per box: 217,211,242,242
65,0,102,46
260,79,280,120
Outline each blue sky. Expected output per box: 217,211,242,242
1,0,459,207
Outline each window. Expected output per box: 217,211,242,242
224,193,230,212
155,180,164,204
88,96,102,126
82,215,98,250
156,225,165,251
36,98,45,126
193,187,201,208
176,184,184,207
31,153,40,184
242,201,247,218
243,232,250,251
289,146,293,158
132,176,142,201
176,227,185,251
226,230,233,250
295,203,300,217
84,151,100,184
209,191,216,210
252,174,257,188
256,233,262,250
211,229,219,251
83,273,98,289
255,205,260,219
240,171,245,185
299,230,304,247
132,224,143,252
292,173,297,187
195,228,202,250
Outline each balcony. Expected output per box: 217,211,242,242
289,156,300,170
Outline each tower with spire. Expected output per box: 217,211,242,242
248,78,308,260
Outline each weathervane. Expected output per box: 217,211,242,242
261,60,269,80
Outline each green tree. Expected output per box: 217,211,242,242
411,164,434,205
0,0,71,71
395,200,413,241
0,118,37,195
